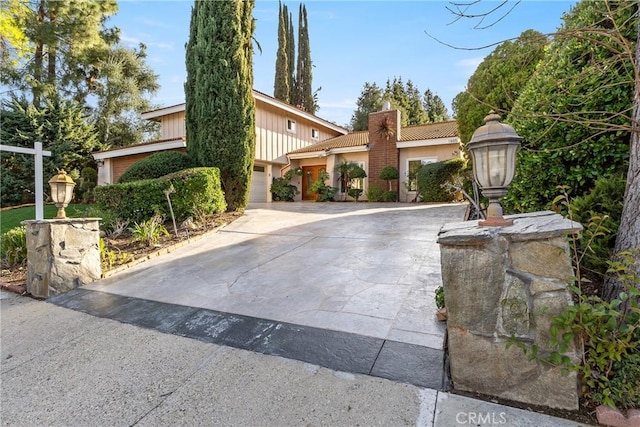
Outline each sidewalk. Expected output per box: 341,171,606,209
1,291,591,426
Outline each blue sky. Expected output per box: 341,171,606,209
110,0,576,127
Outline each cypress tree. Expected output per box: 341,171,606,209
273,1,289,102
286,7,296,103
295,4,314,113
185,0,256,212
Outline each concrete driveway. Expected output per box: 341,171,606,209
88,202,466,350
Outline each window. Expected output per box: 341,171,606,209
407,158,436,191
311,128,319,140
287,119,296,133
253,165,265,173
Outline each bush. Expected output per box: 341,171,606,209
308,171,337,202
569,176,625,277
347,188,363,202
79,167,97,203
366,184,385,202
381,190,398,202
118,151,192,183
379,166,399,191
417,158,465,202
271,169,301,202
0,226,27,266
95,167,226,223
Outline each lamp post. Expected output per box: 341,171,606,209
467,111,521,227
48,169,76,219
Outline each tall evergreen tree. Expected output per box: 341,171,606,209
405,80,428,125
273,1,290,102
286,6,296,101
349,82,384,131
423,89,449,122
185,0,256,212
294,4,315,113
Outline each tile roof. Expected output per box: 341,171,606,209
400,120,458,141
288,131,369,154
288,121,458,154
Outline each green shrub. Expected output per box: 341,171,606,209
130,215,170,247
79,167,98,203
417,158,465,202
271,169,301,202
569,176,625,277
366,184,385,202
95,167,226,223
118,151,192,183
347,188,363,202
308,171,337,202
381,190,398,202
435,285,445,309
379,166,399,191
0,226,27,266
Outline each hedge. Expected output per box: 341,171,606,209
118,151,193,183
95,167,226,223
417,158,465,202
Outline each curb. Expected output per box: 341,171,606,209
102,222,228,278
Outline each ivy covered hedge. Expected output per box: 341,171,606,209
95,167,226,223
417,158,465,202
118,151,193,183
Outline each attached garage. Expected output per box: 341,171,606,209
249,163,269,203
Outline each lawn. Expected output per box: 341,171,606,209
1,204,93,234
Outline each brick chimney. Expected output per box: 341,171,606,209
368,101,401,196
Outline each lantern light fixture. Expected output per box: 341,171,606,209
467,111,522,227
48,169,75,219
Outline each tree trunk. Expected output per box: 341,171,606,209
603,5,640,300
32,0,45,107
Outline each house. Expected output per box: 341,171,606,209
93,96,461,203
92,89,348,203
286,102,461,202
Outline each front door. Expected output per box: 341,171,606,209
302,165,326,200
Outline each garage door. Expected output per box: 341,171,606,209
249,164,268,203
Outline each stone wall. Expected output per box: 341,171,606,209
23,219,101,298
437,211,582,411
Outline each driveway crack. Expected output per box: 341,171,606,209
228,236,317,289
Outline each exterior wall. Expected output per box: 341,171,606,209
158,111,185,139
399,144,461,202
255,100,339,164
368,109,401,196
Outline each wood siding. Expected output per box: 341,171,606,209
159,111,185,140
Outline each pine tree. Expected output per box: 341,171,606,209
295,4,315,113
273,1,290,102
350,82,384,131
185,0,256,212
423,89,449,123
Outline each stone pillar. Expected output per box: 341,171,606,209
437,211,582,411
23,218,101,298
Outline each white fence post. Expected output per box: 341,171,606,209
0,142,52,220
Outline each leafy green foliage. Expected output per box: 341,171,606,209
294,4,316,114
0,98,101,207
129,215,170,247
435,285,445,310
271,168,302,202
379,166,399,191
417,158,465,202
455,29,547,143
569,176,625,277
347,188,363,202
381,190,398,202
308,171,336,202
99,238,133,271
185,0,256,212
95,167,226,224
79,167,97,203
366,184,385,202
0,226,26,266
274,1,291,103
504,2,634,213
118,152,192,183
